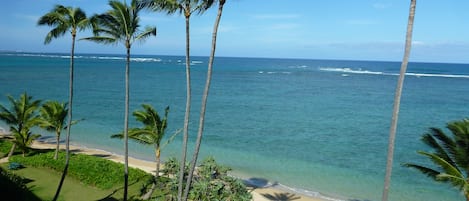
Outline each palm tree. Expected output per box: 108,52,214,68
404,119,469,201
111,104,170,200
38,5,89,200
188,0,226,200
136,1,215,200
82,1,156,200
37,101,68,160
382,0,417,201
0,93,41,158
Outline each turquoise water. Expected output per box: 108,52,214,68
1,52,468,201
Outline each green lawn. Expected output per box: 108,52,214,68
2,164,147,201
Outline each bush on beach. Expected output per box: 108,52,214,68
10,151,151,190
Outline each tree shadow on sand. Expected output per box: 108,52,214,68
262,192,301,201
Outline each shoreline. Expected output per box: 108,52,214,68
1,133,333,201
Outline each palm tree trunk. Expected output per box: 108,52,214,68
123,43,131,201
53,32,76,201
141,147,161,200
184,2,225,200
7,143,16,159
382,1,416,201
54,132,60,160
178,13,191,201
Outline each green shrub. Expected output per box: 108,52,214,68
158,156,252,201
0,139,12,156
10,151,151,189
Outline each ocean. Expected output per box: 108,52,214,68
0,52,468,201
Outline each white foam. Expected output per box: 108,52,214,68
2,53,163,63
319,67,469,79
191,60,203,64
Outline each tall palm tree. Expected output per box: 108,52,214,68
82,1,156,200
38,5,89,200
404,119,469,201
137,1,215,200
382,0,417,201
188,0,226,200
37,101,68,160
111,104,170,200
0,93,41,158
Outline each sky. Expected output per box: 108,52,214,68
1,0,469,63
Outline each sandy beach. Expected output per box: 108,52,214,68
1,133,328,201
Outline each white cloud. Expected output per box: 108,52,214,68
373,3,392,9
14,14,39,22
269,23,300,30
345,19,379,25
412,41,425,46
252,14,300,20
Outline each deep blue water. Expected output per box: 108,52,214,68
1,52,468,201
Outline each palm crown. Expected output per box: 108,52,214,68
112,104,170,146
404,119,469,200
138,0,214,16
38,5,89,43
0,93,41,157
37,101,69,160
84,0,156,48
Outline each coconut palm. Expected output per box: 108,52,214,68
382,1,417,201
136,1,215,200
0,93,41,158
38,5,90,200
82,1,156,199
37,101,68,160
189,0,226,200
404,119,469,201
111,104,171,200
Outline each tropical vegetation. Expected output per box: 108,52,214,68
136,0,216,199
404,119,469,201
82,0,157,199
111,104,174,199
0,136,250,201
155,156,252,201
37,101,68,160
10,151,150,190
0,93,41,157
37,5,90,200
189,0,226,200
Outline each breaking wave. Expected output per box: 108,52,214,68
319,67,469,79
3,53,163,62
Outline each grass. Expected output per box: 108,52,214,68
3,164,147,201
10,151,151,190
0,139,153,200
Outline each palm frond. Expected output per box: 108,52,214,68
447,120,469,172
111,133,124,139
193,0,215,15
134,26,157,42
161,128,182,149
436,173,468,190
422,131,457,169
138,0,181,14
418,151,464,180
81,36,118,44
403,163,440,180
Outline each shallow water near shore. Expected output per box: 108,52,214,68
1,52,468,201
